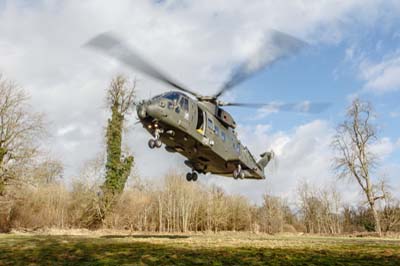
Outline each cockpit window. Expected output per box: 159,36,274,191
179,97,189,111
162,92,181,101
151,94,163,100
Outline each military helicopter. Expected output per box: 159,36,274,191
86,31,329,181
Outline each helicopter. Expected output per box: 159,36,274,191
86,31,329,181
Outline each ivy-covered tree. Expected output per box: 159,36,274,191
103,74,135,198
104,75,135,191
89,75,136,227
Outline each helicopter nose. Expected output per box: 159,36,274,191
137,100,166,120
137,102,147,119
146,102,161,118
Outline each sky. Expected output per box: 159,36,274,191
0,0,399,205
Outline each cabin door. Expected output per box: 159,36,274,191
195,107,205,136
177,96,189,130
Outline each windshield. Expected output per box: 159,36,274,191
162,91,181,101
151,94,163,100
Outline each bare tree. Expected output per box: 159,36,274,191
29,159,64,185
297,181,342,234
258,194,285,234
298,182,322,233
332,99,386,236
380,193,400,232
106,75,136,116
0,75,45,195
226,195,252,232
207,186,228,232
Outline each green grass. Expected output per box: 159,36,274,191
0,232,399,265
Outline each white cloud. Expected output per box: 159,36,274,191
360,55,400,93
345,46,356,61
390,111,400,118
370,137,398,159
57,124,78,137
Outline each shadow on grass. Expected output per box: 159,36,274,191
101,234,190,239
0,235,399,266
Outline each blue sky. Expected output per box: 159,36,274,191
232,35,400,132
0,0,399,204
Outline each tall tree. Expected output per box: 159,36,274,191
0,75,45,195
100,75,136,220
332,99,386,236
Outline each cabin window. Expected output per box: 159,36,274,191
214,125,219,136
221,131,226,142
207,118,213,130
233,142,240,153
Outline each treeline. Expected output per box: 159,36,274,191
1,172,399,234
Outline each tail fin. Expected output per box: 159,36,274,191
257,151,274,169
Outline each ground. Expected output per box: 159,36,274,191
0,232,399,265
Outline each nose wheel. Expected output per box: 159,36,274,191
148,128,162,149
186,172,198,182
148,139,162,149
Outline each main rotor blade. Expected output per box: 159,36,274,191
219,101,331,114
85,32,202,98
214,30,307,99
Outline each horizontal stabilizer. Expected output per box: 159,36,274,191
257,151,274,170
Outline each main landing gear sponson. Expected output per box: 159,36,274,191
233,164,245,180
186,172,198,182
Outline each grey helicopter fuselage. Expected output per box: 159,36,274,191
136,91,273,180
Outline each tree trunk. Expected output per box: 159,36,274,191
369,201,382,236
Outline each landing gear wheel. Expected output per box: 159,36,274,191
233,164,244,180
233,169,239,179
148,139,156,149
239,171,245,179
191,172,198,182
155,139,162,148
186,173,192,181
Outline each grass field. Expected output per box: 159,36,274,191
0,232,399,265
